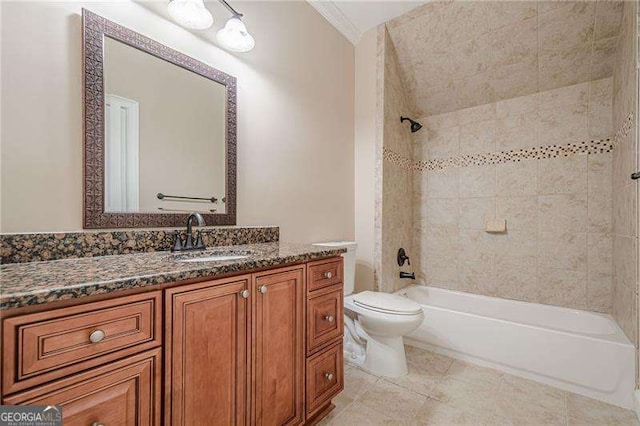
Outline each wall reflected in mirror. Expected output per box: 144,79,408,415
103,36,227,214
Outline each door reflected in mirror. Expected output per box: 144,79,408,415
103,36,227,214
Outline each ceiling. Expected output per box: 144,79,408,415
306,0,429,44
385,1,624,117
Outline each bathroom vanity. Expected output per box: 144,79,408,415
0,10,346,425
0,240,345,425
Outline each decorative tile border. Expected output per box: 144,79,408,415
384,114,635,172
613,113,635,147
0,227,279,264
382,148,413,169
383,137,613,172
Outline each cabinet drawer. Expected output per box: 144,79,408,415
307,287,343,355
3,349,161,426
306,342,343,416
307,258,343,292
3,291,162,394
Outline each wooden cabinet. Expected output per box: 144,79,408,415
2,292,162,394
165,276,250,426
307,259,343,292
253,267,305,426
306,342,344,416
1,257,344,426
304,259,345,421
165,265,306,426
307,286,343,355
3,350,161,426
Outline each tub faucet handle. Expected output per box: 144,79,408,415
397,248,410,266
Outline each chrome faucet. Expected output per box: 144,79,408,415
172,213,206,252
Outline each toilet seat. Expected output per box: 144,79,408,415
352,291,422,316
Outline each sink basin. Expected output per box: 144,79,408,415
175,255,248,263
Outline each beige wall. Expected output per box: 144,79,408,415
413,79,614,312
104,37,226,213
384,1,623,117
612,0,638,346
354,27,376,293
0,0,355,244
378,26,414,293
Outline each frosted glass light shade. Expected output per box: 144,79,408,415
216,17,255,52
168,0,213,30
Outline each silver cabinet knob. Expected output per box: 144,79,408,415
323,271,333,279
258,285,267,294
89,329,105,343
324,373,334,381
323,315,335,323
92,423,105,426
240,289,250,299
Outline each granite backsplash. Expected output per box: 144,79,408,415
1,226,279,264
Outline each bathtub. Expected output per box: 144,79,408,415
396,285,636,409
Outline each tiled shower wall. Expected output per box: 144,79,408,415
412,78,614,312
612,0,638,345
376,26,414,293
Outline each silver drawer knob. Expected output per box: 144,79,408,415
323,315,334,323
324,373,334,381
89,329,105,343
323,271,333,279
240,289,250,299
92,423,105,426
258,285,267,294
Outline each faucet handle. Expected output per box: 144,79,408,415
171,232,183,252
184,233,194,249
397,248,411,266
194,231,205,250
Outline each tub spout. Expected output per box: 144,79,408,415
400,272,415,279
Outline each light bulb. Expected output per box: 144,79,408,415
216,16,255,52
168,0,213,30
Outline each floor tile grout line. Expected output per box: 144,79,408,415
342,346,637,425
358,377,428,423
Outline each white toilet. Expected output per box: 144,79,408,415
312,241,424,378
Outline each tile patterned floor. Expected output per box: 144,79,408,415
319,345,639,426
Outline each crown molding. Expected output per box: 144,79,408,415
306,0,361,45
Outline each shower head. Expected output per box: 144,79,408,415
400,116,423,133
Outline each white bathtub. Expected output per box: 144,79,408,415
396,285,636,409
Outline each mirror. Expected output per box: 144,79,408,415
103,37,227,214
83,9,236,228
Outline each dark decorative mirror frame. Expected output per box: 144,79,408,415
82,9,237,229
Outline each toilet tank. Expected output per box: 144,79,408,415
312,241,357,295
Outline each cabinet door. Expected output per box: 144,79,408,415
3,349,161,426
253,266,305,426
166,277,250,426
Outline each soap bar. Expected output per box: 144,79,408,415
484,219,507,233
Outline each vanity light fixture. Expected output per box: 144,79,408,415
167,0,255,52
168,0,214,30
216,16,255,52
216,0,255,52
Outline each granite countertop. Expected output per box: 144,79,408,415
0,242,345,310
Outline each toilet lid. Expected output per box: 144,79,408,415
352,291,422,315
